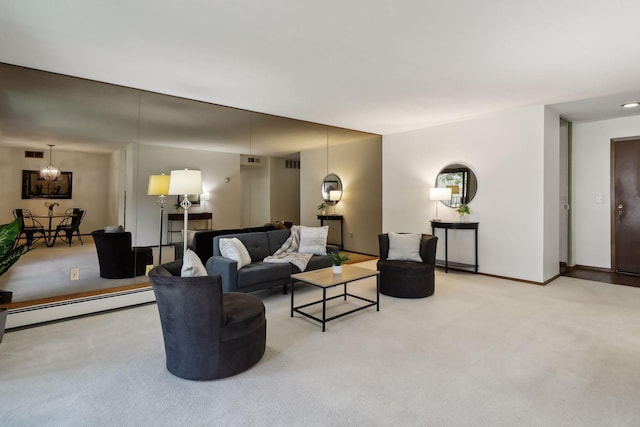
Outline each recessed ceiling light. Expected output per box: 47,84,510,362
622,102,639,108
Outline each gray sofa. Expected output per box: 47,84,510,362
205,229,339,293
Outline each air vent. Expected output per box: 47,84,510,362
240,154,265,166
25,150,44,159
285,160,300,169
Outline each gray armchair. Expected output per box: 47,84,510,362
148,260,266,380
377,233,438,298
92,229,153,279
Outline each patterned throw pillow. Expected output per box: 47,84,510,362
298,226,329,255
387,232,423,262
219,237,252,270
181,249,207,277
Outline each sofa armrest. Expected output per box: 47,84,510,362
326,244,340,254
205,256,239,292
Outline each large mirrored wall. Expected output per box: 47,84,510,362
0,63,381,306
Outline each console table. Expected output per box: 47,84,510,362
317,214,344,250
167,212,212,243
430,220,479,273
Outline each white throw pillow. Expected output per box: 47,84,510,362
219,237,252,270
387,232,423,262
104,225,124,233
181,249,207,277
298,226,328,255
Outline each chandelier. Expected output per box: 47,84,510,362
40,144,61,181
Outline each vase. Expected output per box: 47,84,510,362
48,210,53,217
459,215,468,223
332,265,342,274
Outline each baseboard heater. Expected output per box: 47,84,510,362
5,287,156,330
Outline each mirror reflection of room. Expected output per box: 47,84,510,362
0,62,382,307
435,163,478,208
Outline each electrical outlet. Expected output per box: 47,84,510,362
70,268,80,281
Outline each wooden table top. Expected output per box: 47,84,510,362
291,264,379,288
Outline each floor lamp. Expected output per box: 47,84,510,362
430,187,452,221
168,169,203,258
148,174,171,265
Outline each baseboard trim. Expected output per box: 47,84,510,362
478,272,548,286
5,286,156,330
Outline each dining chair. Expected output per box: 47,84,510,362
12,209,46,248
53,208,86,246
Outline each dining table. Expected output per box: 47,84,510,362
33,213,67,247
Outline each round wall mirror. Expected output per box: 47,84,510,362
321,173,343,205
435,164,478,208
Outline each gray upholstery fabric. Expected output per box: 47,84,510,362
209,230,340,293
266,229,292,255
149,260,266,380
92,229,153,279
377,233,438,298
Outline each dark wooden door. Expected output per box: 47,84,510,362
613,139,640,274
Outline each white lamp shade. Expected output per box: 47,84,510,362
329,190,342,201
168,169,202,195
147,174,171,196
430,187,452,201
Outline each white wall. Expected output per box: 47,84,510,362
0,146,115,233
301,137,382,255
269,157,300,225
572,115,640,268
134,144,242,246
240,164,270,227
383,105,553,282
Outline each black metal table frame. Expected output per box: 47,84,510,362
291,275,380,332
430,220,479,273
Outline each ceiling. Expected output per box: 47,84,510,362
2,1,640,137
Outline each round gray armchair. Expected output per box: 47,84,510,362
149,261,266,380
377,233,438,298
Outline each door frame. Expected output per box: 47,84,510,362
610,136,640,272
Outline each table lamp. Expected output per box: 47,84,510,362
430,187,452,221
329,190,342,215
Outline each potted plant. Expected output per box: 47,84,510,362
317,202,328,216
0,218,29,343
457,204,471,222
329,252,350,274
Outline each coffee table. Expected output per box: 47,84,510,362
290,264,380,332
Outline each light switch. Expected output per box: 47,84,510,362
594,195,605,204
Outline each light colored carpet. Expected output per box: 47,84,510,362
1,261,640,426
0,237,173,302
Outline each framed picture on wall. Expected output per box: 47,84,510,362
21,170,73,199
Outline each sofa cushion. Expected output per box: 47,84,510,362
291,254,333,274
387,232,423,262
235,232,270,262
181,249,208,277
219,238,252,270
298,226,328,255
236,262,292,289
266,229,291,255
